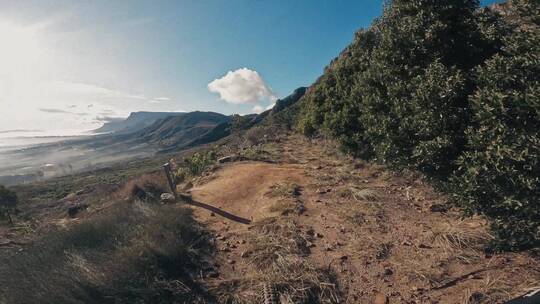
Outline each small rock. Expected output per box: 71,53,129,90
340,255,348,260
218,155,237,163
206,268,219,278
219,247,231,252
429,204,449,213
306,241,316,248
217,236,227,241
210,212,215,217
160,193,175,203
401,240,412,246
316,232,324,238
227,259,236,265
411,286,425,293
240,251,250,258
383,268,393,276
418,243,432,249
238,239,246,244
67,203,89,218
374,293,388,304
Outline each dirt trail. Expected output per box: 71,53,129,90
190,162,305,226
183,135,539,303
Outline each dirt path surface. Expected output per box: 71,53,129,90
184,135,539,304
190,162,306,225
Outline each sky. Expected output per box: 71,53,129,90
0,0,503,137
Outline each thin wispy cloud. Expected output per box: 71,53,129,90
0,129,43,134
41,81,147,101
149,97,172,104
39,108,90,116
38,108,73,114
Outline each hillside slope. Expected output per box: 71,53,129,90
2,114,539,303
93,111,185,134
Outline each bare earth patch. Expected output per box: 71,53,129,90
183,135,540,303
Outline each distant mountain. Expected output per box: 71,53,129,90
247,87,307,126
123,111,231,150
157,89,308,153
93,111,185,134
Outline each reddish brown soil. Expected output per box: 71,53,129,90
183,135,539,304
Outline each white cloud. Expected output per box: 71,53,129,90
149,96,172,104
252,105,264,113
39,81,147,101
208,68,276,104
266,103,276,110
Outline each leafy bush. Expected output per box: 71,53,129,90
175,150,217,183
451,22,540,250
298,0,539,249
299,29,378,158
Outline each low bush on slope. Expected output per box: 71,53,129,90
0,192,214,303
298,0,539,249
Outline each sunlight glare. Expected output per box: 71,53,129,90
0,21,43,80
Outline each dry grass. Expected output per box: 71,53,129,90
232,218,341,303
461,274,513,303
429,221,493,254
0,199,214,304
338,199,384,228
267,182,301,198
112,172,168,202
267,199,306,216
337,186,380,202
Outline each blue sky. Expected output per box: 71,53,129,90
0,0,503,136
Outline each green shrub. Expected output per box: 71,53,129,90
175,150,217,182
297,0,539,248
299,29,378,158
358,0,490,174
451,23,540,250
0,185,18,225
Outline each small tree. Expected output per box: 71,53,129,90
0,185,18,225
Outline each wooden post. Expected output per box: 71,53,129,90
162,162,177,200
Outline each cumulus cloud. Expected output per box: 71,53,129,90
252,105,264,113
208,68,276,104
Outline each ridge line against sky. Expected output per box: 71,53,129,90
0,0,503,137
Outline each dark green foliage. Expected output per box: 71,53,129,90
175,150,217,183
299,29,378,157
452,18,540,250
0,185,18,224
358,0,488,173
184,150,217,176
298,0,539,249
